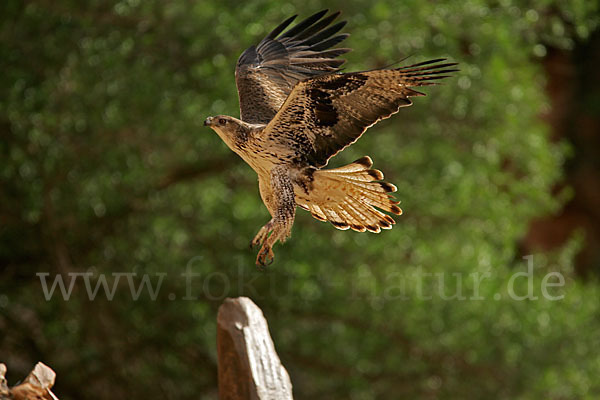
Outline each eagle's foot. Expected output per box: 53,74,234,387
256,244,274,267
250,219,274,249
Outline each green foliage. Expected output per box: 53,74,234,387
1,0,599,399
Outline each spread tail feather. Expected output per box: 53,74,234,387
297,156,402,233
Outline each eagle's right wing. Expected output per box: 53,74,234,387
235,10,350,125
262,59,458,168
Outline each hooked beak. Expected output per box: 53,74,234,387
203,117,213,127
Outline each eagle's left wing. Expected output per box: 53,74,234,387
262,59,458,168
236,10,351,125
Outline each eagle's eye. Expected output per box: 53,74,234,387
218,118,227,125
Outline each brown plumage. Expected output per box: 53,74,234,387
204,10,457,266
236,10,351,124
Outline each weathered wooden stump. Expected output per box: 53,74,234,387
0,362,58,400
217,297,293,400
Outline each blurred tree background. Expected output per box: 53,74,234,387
1,0,599,399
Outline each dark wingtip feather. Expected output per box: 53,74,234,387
354,156,373,168
331,221,350,230
298,21,348,47
294,11,343,41
320,47,352,57
397,60,459,87
390,205,403,215
401,58,448,68
367,169,384,180
397,61,459,74
366,225,381,233
281,9,329,39
265,15,298,40
312,34,350,51
351,224,367,232
401,68,460,78
379,182,397,193
379,219,392,229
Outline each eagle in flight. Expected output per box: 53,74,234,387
204,10,457,266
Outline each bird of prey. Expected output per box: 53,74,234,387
204,10,457,266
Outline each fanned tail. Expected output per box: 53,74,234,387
296,156,402,233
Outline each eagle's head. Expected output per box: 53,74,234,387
204,115,251,150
